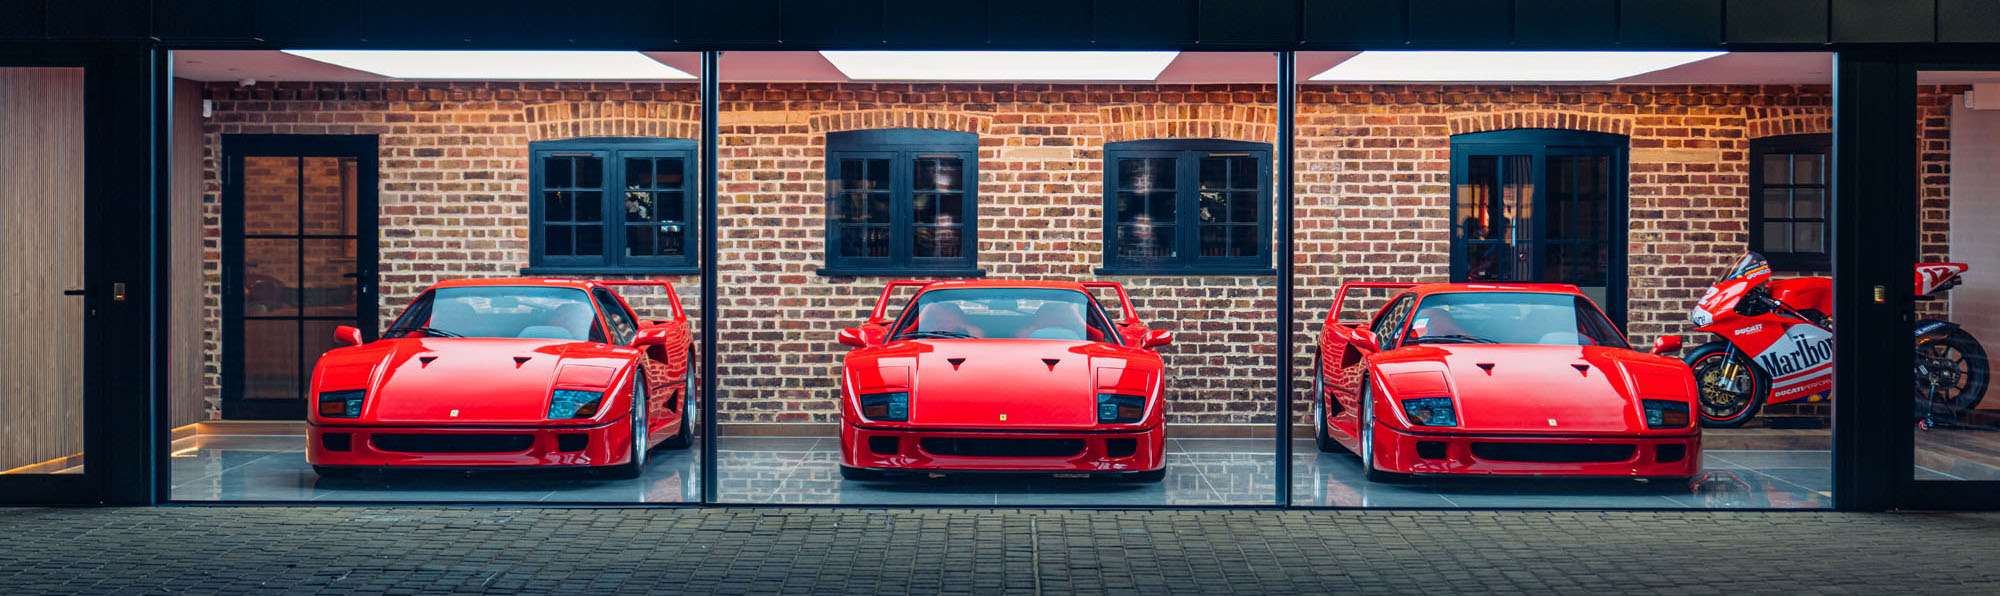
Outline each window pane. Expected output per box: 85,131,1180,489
1228,191,1258,222
243,239,299,317
576,156,603,188
624,191,654,222
577,225,604,256
243,156,300,236
1763,222,1792,252
1148,192,1176,222
1198,225,1227,256
1762,153,1789,185
1116,225,1174,258
1228,156,1256,188
839,226,891,258
1199,157,1225,190
624,157,654,189
626,225,656,257
1794,222,1824,254
913,226,963,258
545,191,574,222
544,155,573,188
575,191,603,222
545,226,573,256
1794,153,1823,185
301,157,357,236
658,224,686,256
1227,224,1257,257
300,238,357,315
657,157,685,186
1118,158,1174,193
659,192,685,223
1793,188,1823,219
1198,190,1224,223
914,157,963,192
1762,188,1791,219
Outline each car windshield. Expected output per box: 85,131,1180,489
386,286,605,342
1402,292,1628,349
891,288,1117,343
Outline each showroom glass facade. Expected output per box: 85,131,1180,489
5,0,1999,510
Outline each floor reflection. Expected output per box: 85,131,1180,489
169,434,699,503
1290,440,1831,508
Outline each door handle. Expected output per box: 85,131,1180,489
62,289,85,296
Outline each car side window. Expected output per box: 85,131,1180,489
1371,294,1415,350
593,288,639,345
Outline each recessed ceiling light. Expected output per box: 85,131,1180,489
281,50,695,80
1310,51,1727,82
820,51,1179,81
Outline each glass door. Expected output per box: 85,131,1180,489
1449,130,1628,327
221,136,378,420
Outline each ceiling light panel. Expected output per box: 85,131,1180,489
820,51,1179,81
281,50,696,80
1310,51,1727,82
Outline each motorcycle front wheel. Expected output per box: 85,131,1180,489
1917,327,1991,417
1687,341,1770,428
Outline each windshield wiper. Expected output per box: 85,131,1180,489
386,326,464,338
1408,334,1496,345
894,330,973,341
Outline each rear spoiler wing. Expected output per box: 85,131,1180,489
1078,281,1140,323
865,280,1142,325
1329,281,1420,326
588,280,686,322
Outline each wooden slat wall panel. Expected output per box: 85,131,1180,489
0,68,86,472
171,79,207,429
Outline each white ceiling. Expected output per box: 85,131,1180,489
172,50,1835,85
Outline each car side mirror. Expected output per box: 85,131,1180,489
1650,335,1684,356
1140,329,1173,349
837,327,869,348
333,325,364,347
1351,328,1380,350
632,327,672,348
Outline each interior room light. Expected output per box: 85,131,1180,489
280,50,696,80
1310,51,1727,82
820,51,1179,81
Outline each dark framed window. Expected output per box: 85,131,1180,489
1448,129,1629,329
1749,134,1830,271
527,137,697,274
1098,139,1274,275
821,129,980,276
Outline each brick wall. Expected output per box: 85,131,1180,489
194,81,1952,426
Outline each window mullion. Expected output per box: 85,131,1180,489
604,150,625,268
1179,151,1198,268
892,152,913,269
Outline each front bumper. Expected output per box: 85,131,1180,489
1372,423,1701,478
840,423,1165,474
307,416,636,469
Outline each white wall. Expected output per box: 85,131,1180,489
1951,97,2000,409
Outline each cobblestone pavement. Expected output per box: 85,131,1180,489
1,507,1997,594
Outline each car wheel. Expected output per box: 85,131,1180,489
605,374,648,480
839,465,883,481
1360,382,1406,483
661,364,694,450
311,465,357,479
1686,342,1767,428
1122,468,1167,483
1313,355,1349,454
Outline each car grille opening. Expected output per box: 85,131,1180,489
1104,438,1138,458
919,438,1085,458
1470,443,1636,464
556,433,589,453
1415,441,1448,460
868,436,901,455
372,434,535,454
320,433,352,452
1656,444,1687,463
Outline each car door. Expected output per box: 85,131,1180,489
1330,293,1416,437
593,288,671,431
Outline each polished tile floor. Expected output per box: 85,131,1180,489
170,434,1832,508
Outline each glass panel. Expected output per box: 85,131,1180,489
243,239,300,317
577,225,604,256
1763,221,1792,252
1793,222,1823,254
0,67,86,477
544,155,573,188
626,225,656,257
1117,225,1175,258
1794,153,1823,185
575,191,603,222
545,191,575,222
624,156,654,189
243,156,300,236
242,319,302,401
300,239,357,316
301,319,347,395
914,157,962,191
301,157,357,236
545,225,574,256
576,156,603,188
838,226,891,258
1118,158,1175,193
1763,188,1792,219
1762,153,1790,185
1793,188,1823,219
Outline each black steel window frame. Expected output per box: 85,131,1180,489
525,137,699,275
1749,133,1832,271
1447,128,1630,329
1097,139,1275,275
818,128,981,276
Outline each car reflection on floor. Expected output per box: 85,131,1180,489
169,434,1830,508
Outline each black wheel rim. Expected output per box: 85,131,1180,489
1693,352,1755,420
1918,340,1971,405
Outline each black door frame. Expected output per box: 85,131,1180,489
1447,129,1631,329
218,135,380,421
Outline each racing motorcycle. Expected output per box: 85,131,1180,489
1683,252,1990,428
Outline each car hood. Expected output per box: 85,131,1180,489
1373,344,1696,434
312,338,640,425
845,339,1163,429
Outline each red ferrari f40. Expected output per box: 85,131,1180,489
306,278,696,479
1312,282,1700,482
835,280,1173,481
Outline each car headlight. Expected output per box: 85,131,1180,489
1097,393,1145,424
1400,397,1457,427
1642,399,1691,429
548,389,607,419
317,389,366,418
859,391,909,422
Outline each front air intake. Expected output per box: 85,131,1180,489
919,438,1085,458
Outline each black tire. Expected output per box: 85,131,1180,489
311,465,358,479
660,361,695,450
839,465,884,481
1359,382,1407,483
1686,342,1768,428
604,374,648,480
1122,468,1167,483
1917,327,1991,417
1313,353,1349,454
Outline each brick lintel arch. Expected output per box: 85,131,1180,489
1447,110,1634,137
807,110,991,136
525,102,702,141
1098,104,1277,144
1745,106,1831,138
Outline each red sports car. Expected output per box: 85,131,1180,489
835,280,1173,481
307,278,695,479
1311,282,1700,482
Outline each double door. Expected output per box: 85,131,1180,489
1449,129,1629,327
